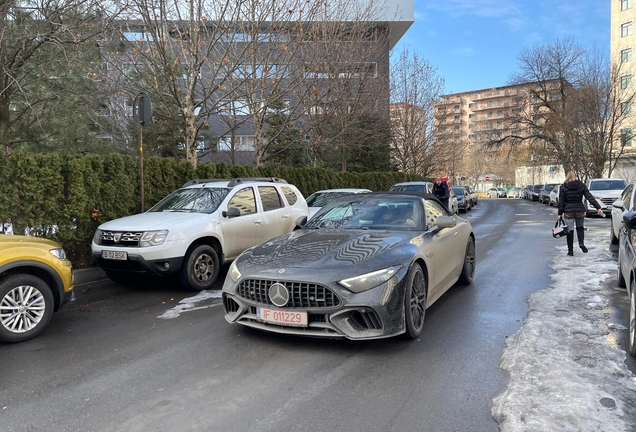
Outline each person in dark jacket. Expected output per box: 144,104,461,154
433,178,450,210
558,172,604,256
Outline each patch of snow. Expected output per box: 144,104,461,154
157,290,223,319
492,225,636,431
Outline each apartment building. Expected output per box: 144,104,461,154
612,0,636,150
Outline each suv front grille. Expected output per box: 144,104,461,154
99,231,143,247
237,279,341,308
599,198,615,206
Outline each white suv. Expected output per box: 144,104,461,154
92,178,309,290
585,178,627,217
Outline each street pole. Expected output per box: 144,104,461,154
138,98,145,213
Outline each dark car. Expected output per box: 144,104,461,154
451,186,472,212
616,211,636,356
457,185,477,206
539,184,558,204
222,192,475,340
530,184,543,201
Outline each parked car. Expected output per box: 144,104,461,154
92,177,309,291
451,186,472,212
306,188,371,217
615,211,636,356
0,235,74,343
549,184,561,207
389,181,433,194
222,191,475,340
539,184,558,204
529,184,543,201
507,187,522,199
458,185,478,206
586,178,628,217
611,182,636,245
522,185,533,200
487,187,507,198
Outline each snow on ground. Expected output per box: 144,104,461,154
492,225,636,431
157,290,223,319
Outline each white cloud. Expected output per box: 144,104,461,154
452,46,476,57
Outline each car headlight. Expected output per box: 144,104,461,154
228,260,242,282
140,230,169,247
93,229,101,244
339,266,400,293
49,248,68,260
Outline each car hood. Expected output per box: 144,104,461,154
590,190,622,198
0,234,60,249
237,228,415,275
98,211,212,231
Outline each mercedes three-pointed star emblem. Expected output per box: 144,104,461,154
268,283,289,307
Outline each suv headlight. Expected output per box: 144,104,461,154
93,229,102,244
140,230,169,247
339,266,400,293
49,248,68,260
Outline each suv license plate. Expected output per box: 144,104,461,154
257,307,308,327
102,250,127,260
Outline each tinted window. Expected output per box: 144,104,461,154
424,199,447,229
589,180,628,191
307,191,353,207
622,184,634,209
258,186,283,211
228,187,256,215
306,198,421,230
451,187,465,196
390,184,430,193
281,186,298,205
149,188,230,214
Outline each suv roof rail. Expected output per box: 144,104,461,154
227,177,288,187
182,179,231,187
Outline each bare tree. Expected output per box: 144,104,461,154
390,48,445,177
494,38,636,181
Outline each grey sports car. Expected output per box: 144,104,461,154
222,192,475,340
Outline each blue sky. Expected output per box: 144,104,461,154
394,0,610,95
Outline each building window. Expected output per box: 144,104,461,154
487,112,493,118
622,101,632,114
217,135,256,151
468,113,476,119
622,128,633,146
622,22,633,37
122,30,153,42
486,101,493,107
622,0,633,11
220,99,250,116
622,48,633,63
454,115,460,120
468,103,478,109
621,74,633,89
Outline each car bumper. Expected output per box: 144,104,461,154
93,251,183,277
222,272,409,340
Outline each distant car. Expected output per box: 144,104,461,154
0,235,74,343
549,184,561,207
306,188,371,217
586,178,627,217
458,185,478,206
522,185,533,200
92,177,309,290
611,182,635,245
529,184,542,202
451,186,472,212
487,187,506,198
222,191,475,340
539,184,558,204
616,211,636,356
507,187,522,199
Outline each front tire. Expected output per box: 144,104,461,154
0,274,54,343
459,236,476,284
403,263,427,339
180,244,220,291
610,224,619,245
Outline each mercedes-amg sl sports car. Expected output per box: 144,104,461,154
222,192,475,340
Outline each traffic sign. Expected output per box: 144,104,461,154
485,176,491,181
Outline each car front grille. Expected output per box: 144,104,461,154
99,231,143,247
600,198,615,206
237,279,341,308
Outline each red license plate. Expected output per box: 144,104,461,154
256,307,308,327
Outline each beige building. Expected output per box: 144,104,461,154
612,0,636,148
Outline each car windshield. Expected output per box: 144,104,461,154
148,187,231,214
451,187,465,196
306,191,354,207
533,185,543,192
544,184,556,192
306,198,421,231
589,180,627,191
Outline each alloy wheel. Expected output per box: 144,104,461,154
1,285,46,334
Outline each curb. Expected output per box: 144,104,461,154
74,267,108,286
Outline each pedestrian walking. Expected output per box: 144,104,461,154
557,171,604,256
433,178,450,211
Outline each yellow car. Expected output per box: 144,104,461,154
0,235,74,343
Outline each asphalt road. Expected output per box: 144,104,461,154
1,198,633,432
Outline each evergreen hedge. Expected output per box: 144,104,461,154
0,152,423,267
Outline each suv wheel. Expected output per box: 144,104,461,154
180,244,220,291
0,274,54,343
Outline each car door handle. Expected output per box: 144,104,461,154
282,215,288,219
454,232,458,237
254,220,262,225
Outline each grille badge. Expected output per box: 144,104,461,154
269,283,289,307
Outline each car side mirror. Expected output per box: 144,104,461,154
623,211,636,228
222,207,241,218
295,215,308,229
613,199,625,209
436,216,456,229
